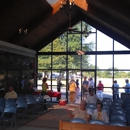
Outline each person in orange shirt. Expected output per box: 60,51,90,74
69,77,77,103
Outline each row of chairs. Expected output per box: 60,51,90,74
0,95,50,129
85,98,128,126
70,118,127,126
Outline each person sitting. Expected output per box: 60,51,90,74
66,101,91,123
26,83,35,95
4,86,17,100
86,88,100,104
92,102,109,124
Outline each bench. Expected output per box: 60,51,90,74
59,120,129,130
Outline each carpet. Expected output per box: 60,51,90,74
26,104,79,128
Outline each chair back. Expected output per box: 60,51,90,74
88,119,106,125
102,108,110,116
109,114,126,123
109,121,127,126
86,103,96,110
70,118,86,123
111,102,122,106
102,98,112,103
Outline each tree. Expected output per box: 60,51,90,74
38,21,95,71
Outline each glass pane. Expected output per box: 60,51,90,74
37,70,51,90
0,70,6,89
8,71,21,92
52,55,66,69
68,55,81,69
97,31,113,51
97,55,113,69
8,54,22,69
114,54,130,69
68,34,81,52
0,51,7,69
38,55,51,69
39,42,51,52
82,55,95,69
114,40,129,51
22,56,34,69
114,71,130,94
82,33,96,51
53,36,67,52
96,70,113,99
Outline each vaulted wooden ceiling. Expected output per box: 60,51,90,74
0,0,130,51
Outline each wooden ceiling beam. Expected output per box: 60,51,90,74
84,5,130,40
35,14,81,51
81,11,130,49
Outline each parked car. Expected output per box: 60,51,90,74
50,74,58,80
37,73,42,80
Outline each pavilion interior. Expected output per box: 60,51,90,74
0,0,130,100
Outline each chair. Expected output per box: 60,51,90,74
110,109,125,116
16,102,27,124
5,98,15,104
0,106,4,118
109,105,122,111
86,103,96,110
109,121,127,126
109,114,126,123
102,104,109,109
111,102,122,106
70,118,86,123
0,97,5,103
102,108,110,116
26,97,36,116
113,98,123,104
35,96,45,112
102,98,112,104
101,101,111,106
88,119,106,125
1,106,16,129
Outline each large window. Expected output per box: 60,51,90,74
38,21,130,101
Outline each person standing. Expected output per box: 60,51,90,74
97,80,104,100
76,79,80,99
112,80,119,99
57,75,62,92
41,77,49,96
82,76,89,100
124,79,130,93
88,77,94,90
69,77,77,103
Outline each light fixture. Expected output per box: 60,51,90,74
60,0,74,10
19,28,28,35
77,50,85,55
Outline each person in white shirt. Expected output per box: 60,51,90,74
86,88,100,104
88,77,94,90
4,86,17,100
92,102,109,124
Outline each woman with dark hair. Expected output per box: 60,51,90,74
92,102,109,124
